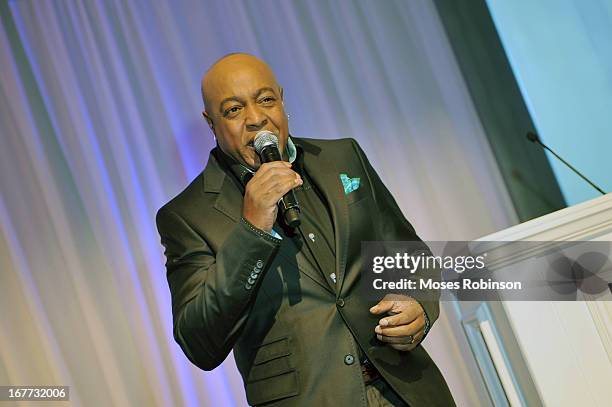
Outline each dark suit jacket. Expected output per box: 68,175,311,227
156,137,455,406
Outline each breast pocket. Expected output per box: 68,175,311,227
345,184,369,206
246,336,300,406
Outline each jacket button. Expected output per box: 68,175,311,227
256,260,264,268
344,354,355,365
247,277,256,285
245,283,253,290
336,298,345,308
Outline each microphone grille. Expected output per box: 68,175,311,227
254,131,279,154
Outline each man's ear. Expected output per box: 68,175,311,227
279,86,284,102
203,111,215,131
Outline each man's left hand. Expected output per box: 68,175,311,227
369,294,427,352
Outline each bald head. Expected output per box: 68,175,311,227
201,53,281,115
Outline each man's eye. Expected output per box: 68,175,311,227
224,106,242,116
260,97,275,104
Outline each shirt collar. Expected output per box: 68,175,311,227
286,136,298,164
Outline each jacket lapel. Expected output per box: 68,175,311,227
274,239,335,294
301,141,350,297
202,151,242,223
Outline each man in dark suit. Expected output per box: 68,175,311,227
156,53,454,406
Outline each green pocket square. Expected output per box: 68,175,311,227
340,173,361,194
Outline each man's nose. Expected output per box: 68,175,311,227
245,104,267,131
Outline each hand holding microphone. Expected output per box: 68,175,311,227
242,131,302,232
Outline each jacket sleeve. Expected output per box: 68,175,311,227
156,208,281,370
349,139,441,328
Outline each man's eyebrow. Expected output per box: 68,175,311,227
254,87,276,98
218,96,244,113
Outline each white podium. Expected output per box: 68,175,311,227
474,194,612,406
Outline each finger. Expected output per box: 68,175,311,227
250,171,302,193
254,168,302,185
254,165,299,180
260,161,292,168
369,300,395,315
389,329,426,351
380,329,426,350
259,177,303,203
370,293,416,315
262,172,302,188
256,161,292,174
379,304,422,327
376,334,416,345
375,319,423,338
274,176,303,193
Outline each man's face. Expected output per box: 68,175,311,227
203,57,289,170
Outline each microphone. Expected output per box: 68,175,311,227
254,131,301,228
526,132,606,195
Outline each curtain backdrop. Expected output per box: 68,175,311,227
0,1,517,406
